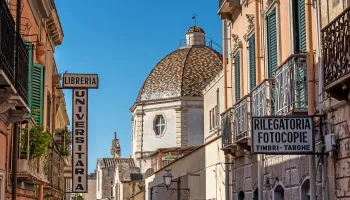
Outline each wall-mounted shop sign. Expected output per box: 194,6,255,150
62,73,98,89
72,89,88,193
251,116,314,154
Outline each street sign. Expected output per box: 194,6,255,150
62,73,98,89
251,116,314,154
72,89,88,193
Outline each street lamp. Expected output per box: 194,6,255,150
163,170,173,190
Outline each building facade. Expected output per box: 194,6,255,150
3,0,70,199
218,0,350,199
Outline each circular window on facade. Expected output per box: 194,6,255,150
154,115,166,136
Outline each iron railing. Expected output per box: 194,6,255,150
234,95,251,142
17,35,29,103
179,37,226,56
274,54,307,115
48,146,65,192
0,0,15,84
221,108,233,148
251,79,275,117
322,6,350,88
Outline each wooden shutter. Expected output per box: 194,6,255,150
267,9,278,78
297,0,306,52
249,34,256,90
24,41,34,110
235,52,241,102
31,63,45,125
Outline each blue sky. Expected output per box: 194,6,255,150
54,0,222,173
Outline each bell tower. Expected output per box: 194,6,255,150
110,132,121,158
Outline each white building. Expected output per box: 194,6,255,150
130,26,223,174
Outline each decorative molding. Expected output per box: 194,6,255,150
0,97,17,114
266,0,280,8
231,34,242,53
246,14,255,33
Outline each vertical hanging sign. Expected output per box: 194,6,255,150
62,73,98,193
72,89,88,193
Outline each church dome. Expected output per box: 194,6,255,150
186,26,205,34
137,46,223,101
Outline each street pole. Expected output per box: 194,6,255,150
305,0,316,199
12,0,22,199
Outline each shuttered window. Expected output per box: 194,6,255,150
31,64,45,125
294,0,306,53
25,41,45,125
47,92,51,132
249,34,256,90
234,52,241,102
267,9,278,78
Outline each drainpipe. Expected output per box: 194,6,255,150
223,19,228,110
314,0,328,199
255,0,261,83
254,1,263,199
305,0,316,199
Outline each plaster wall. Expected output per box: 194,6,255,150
81,179,96,200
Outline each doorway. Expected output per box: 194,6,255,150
301,179,310,200
238,191,245,200
253,188,258,200
274,185,284,200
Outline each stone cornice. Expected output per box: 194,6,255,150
47,9,64,46
231,34,243,54
27,0,53,24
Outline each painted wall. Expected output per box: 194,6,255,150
81,179,96,200
122,182,145,200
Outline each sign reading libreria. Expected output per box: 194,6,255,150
251,116,314,154
72,89,88,193
63,73,98,89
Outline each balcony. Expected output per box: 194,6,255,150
218,0,241,20
0,0,29,117
251,79,275,117
234,95,251,145
274,54,308,115
322,7,350,101
221,108,234,150
45,147,65,196
17,157,49,184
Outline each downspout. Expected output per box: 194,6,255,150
222,18,230,200
305,0,316,199
255,1,263,199
314,0,328,199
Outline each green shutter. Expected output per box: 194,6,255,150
235,52,241,102
31,63,45,125
297,0,306,52
267,9,278,78
24,41,34,111
249,34,256,90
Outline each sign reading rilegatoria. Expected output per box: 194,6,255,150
63,73,98,89
72,89,88,193
251,116,314,154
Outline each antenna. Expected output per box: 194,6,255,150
192,13,198,26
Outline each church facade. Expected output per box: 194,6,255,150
130,26,223,174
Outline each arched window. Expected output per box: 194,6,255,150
274,185,284,200
238,191,245,200
301,179,310,200
154,115,166,136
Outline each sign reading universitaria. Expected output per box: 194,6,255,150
62,73,98,193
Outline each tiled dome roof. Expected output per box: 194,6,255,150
137,46,223,101
186,26,205,34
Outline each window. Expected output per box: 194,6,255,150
267,9,278,78
0,176,3,200
216,89,220,126
248,34,256,90
233,51,241,102
209,110,212,130
154,115,166,136
292,0,306,53
47,92,51,132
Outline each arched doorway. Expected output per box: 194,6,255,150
274,185,284,200
301,179,310,200
238,191,245,200
253,188,258,200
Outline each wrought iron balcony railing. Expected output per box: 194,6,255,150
251,79,275,117
0,0,15,83
234,95,251,143
47,147,65,192
221,108,233,149
0,1,28,104
322,6,350,101
17,157,49,184
274,54,308,115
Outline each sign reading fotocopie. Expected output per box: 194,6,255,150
251,116,314,154
62,73,98,89
72,89,88,193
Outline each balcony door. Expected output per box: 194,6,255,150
292,0,306,54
